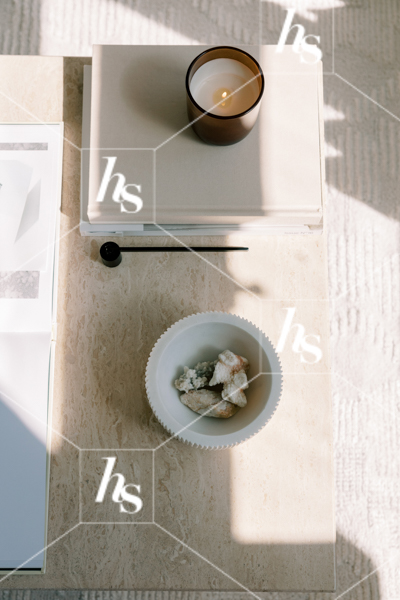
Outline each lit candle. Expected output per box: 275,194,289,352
189,58,260,117
186,47,264,146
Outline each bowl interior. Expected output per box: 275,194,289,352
155,321,273,437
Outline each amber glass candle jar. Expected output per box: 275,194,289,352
185,46,265,146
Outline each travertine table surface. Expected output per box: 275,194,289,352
0,56,335,591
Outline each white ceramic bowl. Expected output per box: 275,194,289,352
145,312,282,449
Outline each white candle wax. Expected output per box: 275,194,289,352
189,58,260,117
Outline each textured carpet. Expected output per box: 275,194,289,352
0,1,399,599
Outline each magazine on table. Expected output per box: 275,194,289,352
0,122,63,572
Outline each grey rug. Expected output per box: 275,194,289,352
0,0,399,599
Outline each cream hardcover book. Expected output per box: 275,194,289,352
81,45,325,235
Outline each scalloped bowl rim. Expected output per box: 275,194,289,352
145,312,283,449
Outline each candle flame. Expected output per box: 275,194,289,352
212,88,233,110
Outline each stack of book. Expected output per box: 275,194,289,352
81,45,325,236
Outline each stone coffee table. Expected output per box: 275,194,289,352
0,56,335,591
